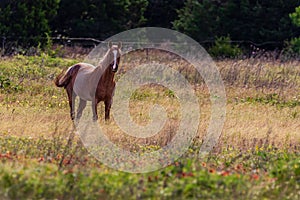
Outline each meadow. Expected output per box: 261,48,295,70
0,51,299,199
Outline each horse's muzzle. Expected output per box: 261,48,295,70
112,64,118,72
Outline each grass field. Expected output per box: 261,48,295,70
0,52,299,199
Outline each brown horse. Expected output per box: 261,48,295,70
55,42,122,121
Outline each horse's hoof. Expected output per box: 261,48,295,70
71,113,75,120
73,119,80,127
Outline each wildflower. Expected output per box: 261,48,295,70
38,157,44,162
251,174,260,180
221,171,230,176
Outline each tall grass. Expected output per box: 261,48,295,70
0,53,299,199
0,52,299,149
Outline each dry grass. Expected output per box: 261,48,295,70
0,105,72,137
1,88,298,151
0,51,299,152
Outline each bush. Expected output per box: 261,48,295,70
282,37,300,59
285,6,300,56
0,75,11,89
286,37,300,54
208,36,242,58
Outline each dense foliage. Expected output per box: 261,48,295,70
174,0,300,50
289,5,300,54
0,0,60,47
52,0,148,39
0,0,300,52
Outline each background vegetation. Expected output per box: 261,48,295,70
0,0,300,55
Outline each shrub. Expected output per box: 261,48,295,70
208,36,242,58
285,37,300,55
0,75,11,89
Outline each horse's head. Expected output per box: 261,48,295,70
108,41,122,73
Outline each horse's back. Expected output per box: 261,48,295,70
73,63,96,101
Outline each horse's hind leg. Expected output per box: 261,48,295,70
76,98,86,119
92,99,98,121
67,88,76,120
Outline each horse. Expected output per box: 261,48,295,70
55,41,122,121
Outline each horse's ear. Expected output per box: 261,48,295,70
117,41,122,49
108,41,113,48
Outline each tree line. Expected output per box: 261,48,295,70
0,0,300,55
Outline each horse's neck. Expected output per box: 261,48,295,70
99,51,112,69
90,53,111,80
90,51,114,87
92,63,114,84
103,67,114,82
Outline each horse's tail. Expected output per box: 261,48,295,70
54,64,81,88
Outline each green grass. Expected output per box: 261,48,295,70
0,135,299,199
0,54,299,199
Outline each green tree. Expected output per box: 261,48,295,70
52,0,148,39
173,0,219,43
173,0,300,50
145,0,185,28
208,36,242,58
0,0,60,47
290,6,300,26
287,6,300,54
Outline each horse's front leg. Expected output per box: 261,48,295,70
92,99,98,121
104,85,115,121
104,99,112,121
